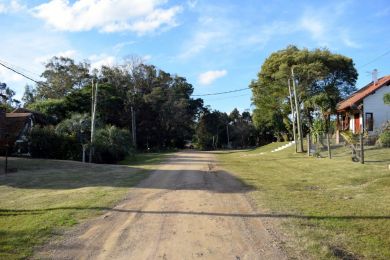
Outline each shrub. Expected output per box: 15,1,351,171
27,98,67,123
377,121,390,147
30,126,81,160
379,132,390,147
93,125,133,163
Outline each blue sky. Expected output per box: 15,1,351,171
0,0,389,113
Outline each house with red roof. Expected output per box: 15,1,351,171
336,75,390,139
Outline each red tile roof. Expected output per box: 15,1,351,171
337,75,390,111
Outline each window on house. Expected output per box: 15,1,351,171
365,113,373,131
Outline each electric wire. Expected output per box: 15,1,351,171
358,49,390,69
192,87,252,97
0,58,42,77
0,61,44,85
1,48,388,98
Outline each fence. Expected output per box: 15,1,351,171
305,132,388,165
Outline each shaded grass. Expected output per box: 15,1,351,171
217,144,390,259
0,153,166,259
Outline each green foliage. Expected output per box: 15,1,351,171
195,108,258,150
37,56,90,99
55,113,92,145
21,84,36,106
94,125,133,163
378,121,390,147
30,126,80,160
27,98,67,123
384,93,390,105
0,84,20,108
379,132,390,147
340,130,360,145
196,109,228,150
251,45,358,139
311,118,326,139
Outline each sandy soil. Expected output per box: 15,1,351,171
36,151,286,260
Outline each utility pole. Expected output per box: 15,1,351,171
131,86,137,150
291,67,304,153
226,124,230,149
0,83,9,174
89,80,98,163
288,79,297,153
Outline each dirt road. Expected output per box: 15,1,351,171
37,151,286,259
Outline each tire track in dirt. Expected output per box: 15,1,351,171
35,151,286,260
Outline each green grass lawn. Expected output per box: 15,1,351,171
217,143,390,259
0,153,168,259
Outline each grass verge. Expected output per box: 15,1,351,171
217,143,390,259
0,153,167,259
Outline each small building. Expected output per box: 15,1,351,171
336,75,390,139
0,108,49,155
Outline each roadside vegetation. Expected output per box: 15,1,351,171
0,153,166,259
217,143,390,259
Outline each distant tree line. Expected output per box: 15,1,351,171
0,55,262,162
3,44,361,161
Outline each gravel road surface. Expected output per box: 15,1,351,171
36,151,286,260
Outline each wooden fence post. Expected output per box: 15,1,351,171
327,132,332,159
360,133,364,164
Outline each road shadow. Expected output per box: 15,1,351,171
1,207,389,220
0,157,254,193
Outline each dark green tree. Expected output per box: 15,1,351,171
37,56,90,99
251,45,358,140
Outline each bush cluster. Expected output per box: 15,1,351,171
30,126,80,160
377,121,390,147
379,131,390,147
93,125,133,164
29,125,133,163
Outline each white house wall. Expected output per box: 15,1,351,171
350,114,354,132
363,84,390,132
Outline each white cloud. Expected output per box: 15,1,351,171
296,4,360,49
178,31,218,59
113,41,136,52
89,54,117,70
34,50,78,64
142,54,152,62
198,70,227,85
32,0,182,34
0,28,72,100
299,16,326,43
0,0,25,13
341,34,361,48
0,67,24,83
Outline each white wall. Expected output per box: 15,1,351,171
350,114,354,132
363,84,390,132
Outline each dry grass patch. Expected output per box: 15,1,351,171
0,153,168,259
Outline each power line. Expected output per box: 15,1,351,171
207,93,251,101
0,58,42,77
192,87,251,97
0,61,43,85
358,49,390,69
